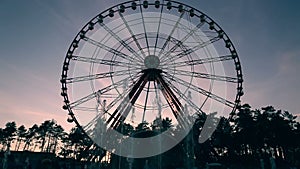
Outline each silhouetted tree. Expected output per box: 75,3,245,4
0,127,4,150
14,125,27,151
1,121,17,150
23,124,39,151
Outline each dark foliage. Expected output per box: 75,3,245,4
0,105,299,168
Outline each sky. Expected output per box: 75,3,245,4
1,0,300,131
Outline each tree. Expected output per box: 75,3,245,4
34,119,65,153
37,120,54,152
0,127,4,150
58,131,72,159
23,124,39,151
151,117,173,132
14,125,27,151
1,121,17,150
61,126,105,162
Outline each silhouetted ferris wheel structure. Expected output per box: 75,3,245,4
60,0,243,147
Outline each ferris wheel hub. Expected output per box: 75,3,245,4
144,55,160,69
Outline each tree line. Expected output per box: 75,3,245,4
0,119,104,162
106,104,300,169
0,104,299,168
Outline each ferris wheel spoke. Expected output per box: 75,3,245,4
104,75,142,113
165,79,205,114
82,87,134,132
83,36,140,63
83,112,109,133
66,70,134,84
69,74,141,109
153,3,164,56
142,81,151,123
83,114,100,131
159,21,205,62
167,70,238,83
139,5,150,56
100,72,142,95
162,74,235,108
81,95,128,132
71,55,142,68
153,81,162,115
98,22,144,62
157,10,186,59
69,92,98,109
118,10,147,59
160,54,234,68
73,106,97,112
113,80,148,129
160,35,220,64
104,86,132,113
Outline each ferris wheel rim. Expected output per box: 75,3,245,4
60,0,243,156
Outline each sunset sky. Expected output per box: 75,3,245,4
1,0,300,131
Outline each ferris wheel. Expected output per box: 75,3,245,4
60,0,243,157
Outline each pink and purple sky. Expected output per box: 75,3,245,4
1,0,300,131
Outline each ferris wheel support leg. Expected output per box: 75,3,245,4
113,78,148,129
107,73,148,129
156,75,188,130
106,73,147,126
